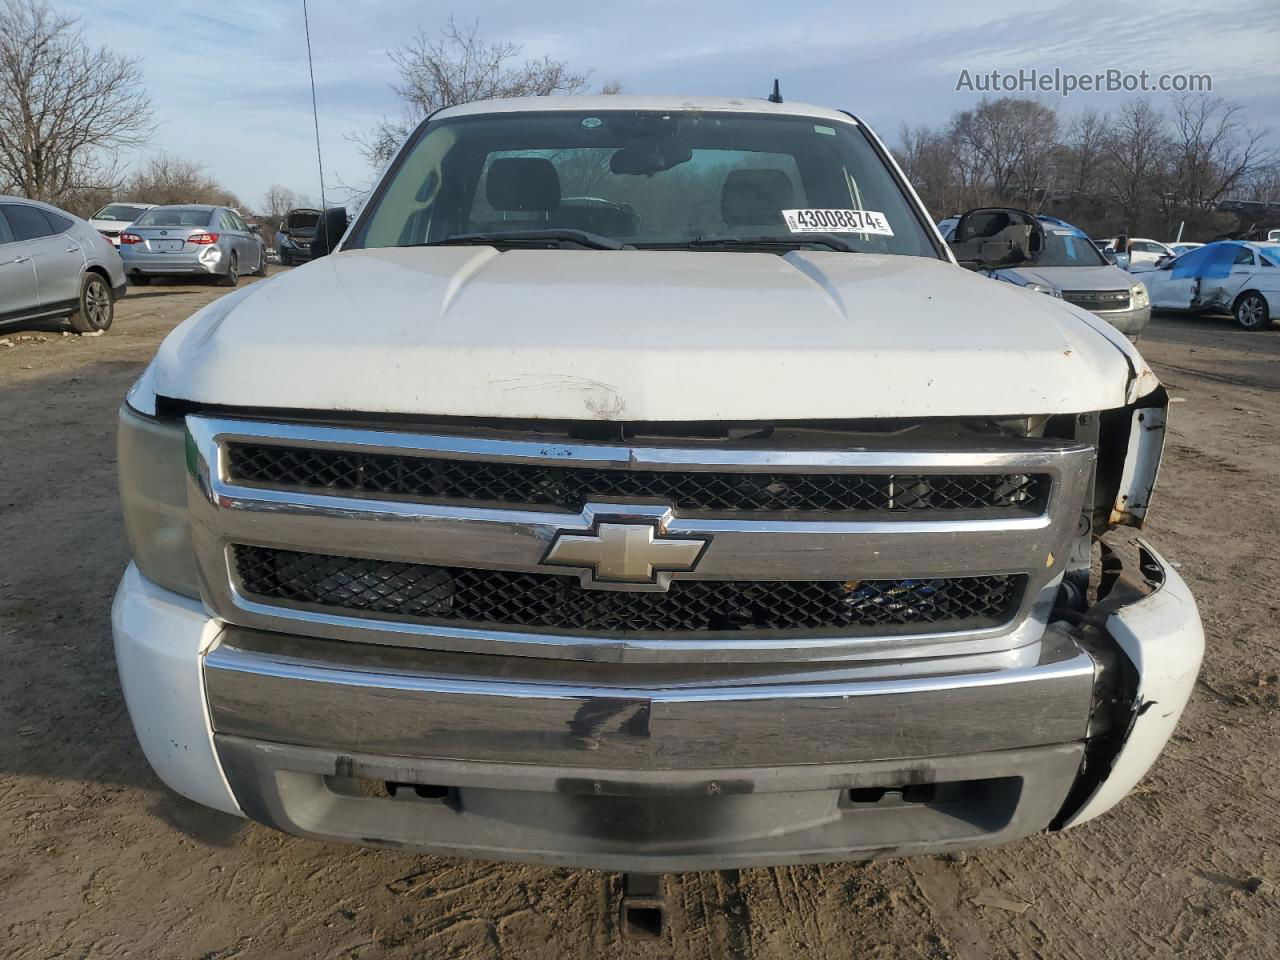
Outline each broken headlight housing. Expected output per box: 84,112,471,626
117,402,200,599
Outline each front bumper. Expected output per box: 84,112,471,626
1092,304,1150,340
112,542,1201,870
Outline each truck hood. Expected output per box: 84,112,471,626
148,247,1144,421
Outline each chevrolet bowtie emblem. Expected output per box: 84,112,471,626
542,520,710,588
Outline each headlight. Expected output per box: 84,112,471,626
1025,282,1062,298
1131,283,1149,308
118,402,200,598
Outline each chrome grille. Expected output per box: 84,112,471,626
234,545,1024,634
227,442,1049,514
187,415,1095,662
1062,289,1131,312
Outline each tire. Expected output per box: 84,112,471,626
219,252,239,287
1234,291,1270,330
252,245,267,277
128,274,151,286
69,273,114,333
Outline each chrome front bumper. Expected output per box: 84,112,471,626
112,538,1202,871
203,623,1097,871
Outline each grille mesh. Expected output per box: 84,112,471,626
227,443,1048,514
234,545,1023,635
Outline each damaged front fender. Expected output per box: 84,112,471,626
1095,385,1169,530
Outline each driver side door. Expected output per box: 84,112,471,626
0,207,39,318
1144,259,1195,309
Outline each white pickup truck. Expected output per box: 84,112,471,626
113,96,1202,873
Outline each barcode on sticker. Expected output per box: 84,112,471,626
782,209,894,236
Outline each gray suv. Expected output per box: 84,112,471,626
119,204,266,286
0,196,126,334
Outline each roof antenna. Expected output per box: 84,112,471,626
302,0,329,246
768,78,783,103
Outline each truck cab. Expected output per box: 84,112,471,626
113,96,1202,872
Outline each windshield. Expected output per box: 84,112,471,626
134,207,215,227
93,204,147,222
1036,222,1107,267
350,110,938,257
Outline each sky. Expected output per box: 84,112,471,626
63,0,1280,211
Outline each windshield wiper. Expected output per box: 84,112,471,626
684,234,860,253
413,229,627,251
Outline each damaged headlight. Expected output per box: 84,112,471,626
1131,283,1150,308
117,402,200,599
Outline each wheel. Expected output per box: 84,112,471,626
69,273,114,333
128,274,151,286
219,252,239,287
252,245,267,277
1234,292,1270,330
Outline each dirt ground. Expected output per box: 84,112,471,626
1,274,1278,959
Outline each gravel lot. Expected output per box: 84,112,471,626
2,273,1277,959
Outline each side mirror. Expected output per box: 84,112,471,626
1103,250,1119,265
310,207,349,258
947,207,1045,269
248,224,262,235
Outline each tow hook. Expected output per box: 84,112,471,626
619,873,667,940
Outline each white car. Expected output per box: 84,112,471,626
1169,242,1203,257
1117,237,1176,271
89,201,155,246
112,94,1202,873
1143,240,1279,329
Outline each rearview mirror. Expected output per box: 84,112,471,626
309,207,349,258
947,207,1045,270
610,143,693,176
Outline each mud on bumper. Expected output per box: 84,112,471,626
113,541,1201,871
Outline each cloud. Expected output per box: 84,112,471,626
54,0,1279,206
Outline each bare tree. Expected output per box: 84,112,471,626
599,79,625,95
259,184,318,240
1105,98,1168,232
1161,94,1273,222
262,184,298,221
1061,107,1110,202
0,0,153,205
950,98,1059,208
125,153,241,209
355,17,592,169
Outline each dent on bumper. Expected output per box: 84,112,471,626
1060,540,1204,828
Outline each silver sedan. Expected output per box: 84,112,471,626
119,204,266,286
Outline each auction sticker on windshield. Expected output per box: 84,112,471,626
782,209,894,235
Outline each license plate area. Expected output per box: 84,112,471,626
152,239,185,253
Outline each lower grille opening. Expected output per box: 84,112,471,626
232,545,1025,635
387,781,451,801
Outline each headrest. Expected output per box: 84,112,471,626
486,157,561,212
721,169,794,226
